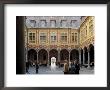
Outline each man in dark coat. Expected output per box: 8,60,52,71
74,60,80,74
69,60,80,74
35,62,39,74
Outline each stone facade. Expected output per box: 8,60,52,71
25,16,94,67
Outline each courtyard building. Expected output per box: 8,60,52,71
24,16,94,68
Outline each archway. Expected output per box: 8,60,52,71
60,49,69,64
28,49,37,66
49,49,58,65
84,47,88,64
28,49,37,62
89,44,94,66
70,49,79,62
38,49,48,66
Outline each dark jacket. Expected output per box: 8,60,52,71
70,64,80,74
74,64,80,74
36,64,39,69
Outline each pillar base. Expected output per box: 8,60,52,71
87,65,91,69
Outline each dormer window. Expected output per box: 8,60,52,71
60,20,67,27
50,20,56,27
40,20,47,27
30,20,36,27
71,20,77,27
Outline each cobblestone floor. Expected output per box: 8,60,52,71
26,66,94,74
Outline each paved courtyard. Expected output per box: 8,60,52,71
26,66,94,74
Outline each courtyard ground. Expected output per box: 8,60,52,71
26,66,94,74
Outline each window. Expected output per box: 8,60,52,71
50,20,56,27
71,20,77,27
29,33,36,43
89,19,94,30
88,19,94,36
40,33,47,43
75,33,77,43
71,33,77,43
60,20,67,27
72,33,74,42
60,33,67,42
30,20,36,27
50,32,57,43
86,26,87,35
40,20,46,27
90,25,93,30
89,20,93,26
89,24,93,34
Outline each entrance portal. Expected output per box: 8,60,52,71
38,49,48,66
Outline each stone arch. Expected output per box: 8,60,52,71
60,49,69,62
89,44,94,66
38,49,48,66
84,46,88,64
49,49,58,65
70,49,79,62
28,49,37,62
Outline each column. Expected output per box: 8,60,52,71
58,50,60,67
16,16,25,74
69,51,71,68
25,48,28,62
87,51,90,68
79,50,81,65
37,50,38,63
69,51,70,63
58,50,60,62
48,51,49,66
83,49,85,65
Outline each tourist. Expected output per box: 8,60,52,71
74,60,80,74
69,61,76,74
69,60,80,74
63,60,69,74
58,61,60,68
35,61,39,74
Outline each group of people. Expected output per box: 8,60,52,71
26,59,80,74
63,60,80,74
